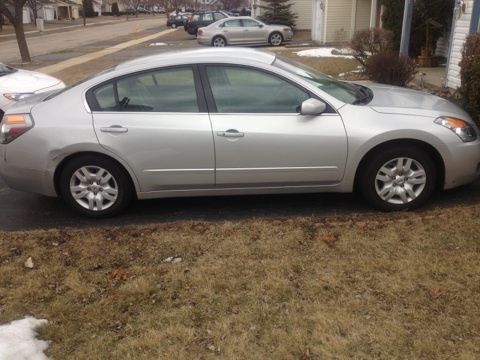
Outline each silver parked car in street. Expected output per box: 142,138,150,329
1,48,479,217
197,16,293,47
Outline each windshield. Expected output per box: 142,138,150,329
0,64,17,77
273,56,371,105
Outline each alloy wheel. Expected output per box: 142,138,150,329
374,157,427,205
69,166,119,211
213,37,226,47
270,33,282,46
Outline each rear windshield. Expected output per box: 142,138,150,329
0,64,16,77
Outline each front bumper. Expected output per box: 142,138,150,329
444,139,480,190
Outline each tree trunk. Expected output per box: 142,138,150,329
14,7,31,63
83,11,86,26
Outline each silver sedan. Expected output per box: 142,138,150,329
197,17,293,47
1,48,479,217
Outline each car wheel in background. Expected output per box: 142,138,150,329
212,36,227,47
359,146,437,211
269,32,283,46
59,155,134,218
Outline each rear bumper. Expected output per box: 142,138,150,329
197,35,211,45
0,146,56,197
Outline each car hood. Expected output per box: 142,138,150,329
363,83,472,122
0,69,63,93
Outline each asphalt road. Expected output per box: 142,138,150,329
0,17,167,64
1,175,479,231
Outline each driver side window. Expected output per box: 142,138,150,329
91,67,199,112
206,66,310,113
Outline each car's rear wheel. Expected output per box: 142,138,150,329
59,155,133,217
212,36,227,47
269,32,283,46
359,146,437,211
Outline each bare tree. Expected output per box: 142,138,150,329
0,0,31,62
26,0,42,20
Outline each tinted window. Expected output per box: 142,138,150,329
203,13,213,21
206,66,310,113
242,19,261,27
223,19,242,27
92,67,199,112
0,64,16,77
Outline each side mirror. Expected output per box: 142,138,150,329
259,24,264,28
300,98,326,115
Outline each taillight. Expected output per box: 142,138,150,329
198,28,203,35
0,114,34,144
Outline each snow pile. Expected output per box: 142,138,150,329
296,47,355,59
149,42,167,46
0,317,49,360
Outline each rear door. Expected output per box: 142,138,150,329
221,19,244,44
89,66,215,193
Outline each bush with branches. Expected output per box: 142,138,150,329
365,51,417,86
459,33,480,125
350,28,394,67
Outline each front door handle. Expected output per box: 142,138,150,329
100,125,128,134
217,129,245,138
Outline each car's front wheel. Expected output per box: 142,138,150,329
59,155,133,217
359,146,437,211
269,32,283,46
212,36,227,47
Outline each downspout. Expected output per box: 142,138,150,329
444,3,460,88
470,0,480,33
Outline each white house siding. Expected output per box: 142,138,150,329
325,0,353,43
354,0,371,32
290,0,312,30
446,0,474,89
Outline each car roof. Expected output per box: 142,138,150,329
116,48,276,71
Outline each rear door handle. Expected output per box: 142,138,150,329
100,125,128,134
217,129,244,138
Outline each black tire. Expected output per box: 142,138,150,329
269,32,283,46
359,146,437,211
59,155,134,218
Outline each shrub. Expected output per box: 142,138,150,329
459,33,480,125
350,28,394,67
365,51,417,86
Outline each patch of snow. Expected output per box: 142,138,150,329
149,42,167,46
0,317,49,360
296,47,355,59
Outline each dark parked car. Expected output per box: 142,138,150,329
167,13,190,28
185,11,229,35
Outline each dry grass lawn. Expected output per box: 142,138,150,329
1,205,480,359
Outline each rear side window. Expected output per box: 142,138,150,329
90,67,199,112
223,20,242,28
192,14,200,21
206,66,310,113
203,13,213,21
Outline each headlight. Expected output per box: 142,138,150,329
3,93,34,101
434,116,477,142
283,28,292,32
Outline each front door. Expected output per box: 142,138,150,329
202,65,348,187
90,66,215,193
241,19,267,43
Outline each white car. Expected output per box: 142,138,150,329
0,63,65,118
